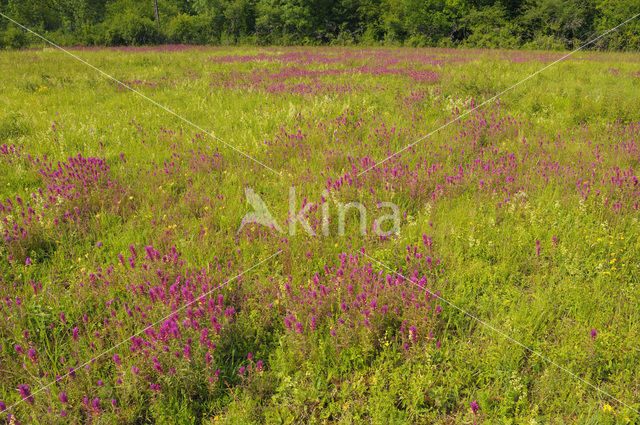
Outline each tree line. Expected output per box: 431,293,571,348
0,0,638,50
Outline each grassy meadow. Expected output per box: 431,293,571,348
1,45,640,424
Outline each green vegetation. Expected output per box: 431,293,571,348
1,0,640,49
1,46,639,423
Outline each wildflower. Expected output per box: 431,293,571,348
17,385,33,404
409,325,417,343
183,344,191,360
238,366,245,375
59,392,68,404
113,354,121,366
60,410,67,417
256,360,263,372
92,397,100,413
25,258,32,266
470,400,479,414
591,329,597,339
602,404,614,413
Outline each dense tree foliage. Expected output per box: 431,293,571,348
0,0,638,49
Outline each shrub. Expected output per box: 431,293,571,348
75,24,102,46
522,34,566,51
404,34,430,47
331,27,357,46
4,26,29,49
359,25,383,45
44,30,80,47
103,15,163,46
461,5,522,49
167,13,207,44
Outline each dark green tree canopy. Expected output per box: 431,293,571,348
0,0,638,49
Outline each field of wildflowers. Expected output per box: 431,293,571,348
0,45,639,424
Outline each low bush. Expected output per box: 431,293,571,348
3,26,29,49
166,14,208,45
102,15,164,46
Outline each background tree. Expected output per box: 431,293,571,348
0,0,638,49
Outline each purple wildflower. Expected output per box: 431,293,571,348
27,348,38,363
17,385,33,404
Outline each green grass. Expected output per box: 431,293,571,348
0,46,639,424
